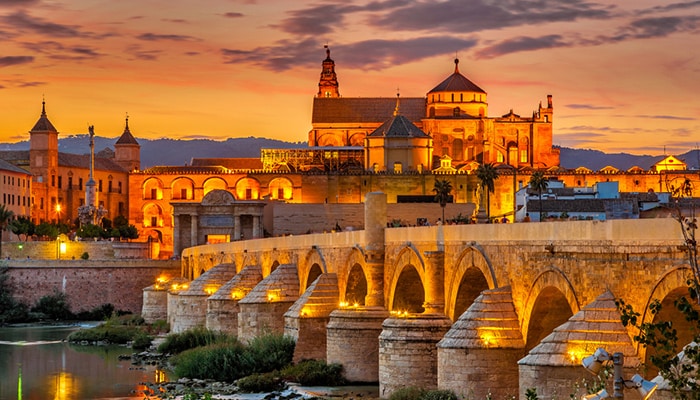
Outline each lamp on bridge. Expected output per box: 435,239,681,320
581,348,657,400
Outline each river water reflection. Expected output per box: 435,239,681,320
0,324,161,400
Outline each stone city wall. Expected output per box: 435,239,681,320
1,240,149,260
4,259,180,314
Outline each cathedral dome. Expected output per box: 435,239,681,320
426,59,488,118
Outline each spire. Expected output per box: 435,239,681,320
116,112,139,145
41,96,46,116
393,89,401,116
454,58,459,74
124,112,130,133
30,98,58,133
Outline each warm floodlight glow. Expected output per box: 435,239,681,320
480,332,495,346
581,389,609,400
631,374,658,400
582,348,611,375
339,301,348,308
266,289,281,302
204,285,219,295
59,242,67,254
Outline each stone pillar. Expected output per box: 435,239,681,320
234,215,241,240
422,250,445,315
364,192,386,307
327,307,390,383
190,214,198,246
172,214,181,257
253,215,260,238
379,315,453,398
142,285,167,323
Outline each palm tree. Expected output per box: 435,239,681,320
476,163,499,221
433,179,453,224
0,204,15,258
529,171,549,221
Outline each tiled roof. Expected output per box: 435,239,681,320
208,264,263,301
428,59,486,94
312,97,425,124
190,158,263,170
368,114,430,138
180,263,238,297
0,150,30,165
115,120,139,145
0,158,30,175
31,102,58,132
58,152,127,173
527,198,616,213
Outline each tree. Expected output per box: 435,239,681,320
9,217,35,241
433,179,453,224
35,222,59,240
529,171,549,222
476,163,499,221
0,205,15,258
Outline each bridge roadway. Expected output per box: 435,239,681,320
170,193,691,399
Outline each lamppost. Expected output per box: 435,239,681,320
581,348,658,400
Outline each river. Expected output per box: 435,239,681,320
0,324,164,400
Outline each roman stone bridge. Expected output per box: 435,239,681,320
154,193,692,399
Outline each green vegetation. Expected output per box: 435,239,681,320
236,372,286,393
9,216,35,241
528,171,549,222
476,163,499,221
0,205,15,257
388,387,459,400
157,326,234,354
280,359,345,386
171,332,295,383
67,314,165,348
31,291,73,320
432,179,453,223
0,266,30,324
77,216,139,240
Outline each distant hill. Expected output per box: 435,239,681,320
0,136,306,168
1,136,698,170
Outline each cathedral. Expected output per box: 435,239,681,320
0,48,601,258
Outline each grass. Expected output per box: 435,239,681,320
157,326,234,354
66,314,165,348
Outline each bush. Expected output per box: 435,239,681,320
280,359,346,386
388,388,458,400
173,342,249,381
132,331,153,350
422,390,459,400
67,323,142,344
0,267,31,324
236,372,285,393
245,333,296,374
80,252,89,260
157,327,234,355
32,291,73,320
171,333,295,383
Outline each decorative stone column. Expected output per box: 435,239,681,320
142,284,168,323
379,314,453,398
172,213,181,257
253,215,260,238
234,215,241,240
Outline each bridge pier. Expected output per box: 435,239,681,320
438,286,525,400
238,263,300,343
171,263,237,333
284,273,340,363
142,285,168,323
379,314,452,398
206,264,263,333
327,307,390,383
518,291,640,400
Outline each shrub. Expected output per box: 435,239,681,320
80,252,89,260
245,333,296,374
132,331,153,350
280,359,346,386
32,291,73,320
67,323,142,344
173,342,249,381
157,327,234,355
389,387,426,400
236,372,285,393
421,390,459,400
0,267,31,324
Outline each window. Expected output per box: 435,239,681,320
151,216,158,227
181,188,187,199
99,180,103,192
245,188,252,200
108,180,113,193
118,182,122,194
68,176,73,190
57,176,62,189
79,178,83,190
51,175,55,187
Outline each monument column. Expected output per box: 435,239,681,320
172,213,181,256
253,215,260,238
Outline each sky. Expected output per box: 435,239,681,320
0,0,699,155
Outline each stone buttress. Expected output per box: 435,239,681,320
518,291,641,400
437,286,525,400
206,264,263,333
172,263,237,333
143,276,190,324
284,273,340,363
237,263,299,343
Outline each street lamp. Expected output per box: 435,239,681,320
581,348,658,400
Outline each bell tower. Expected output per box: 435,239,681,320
317,45,340,98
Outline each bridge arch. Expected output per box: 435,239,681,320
638,265,696,377
522,267,580,352
300,249,327,291
388,245,426,313
341,247,367,306
446,245,497,321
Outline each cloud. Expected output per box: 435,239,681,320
222,12,244,18
475,35,569,59
222,36,479,71
0,55,33,67
369,0,614,34
565,104,615,110
2,11,89,38
124,45,161,61
22,41,101,60
137,33,198,41
637,1,700,15
635,114,696,121
162,18,188,23
0,0,40,7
